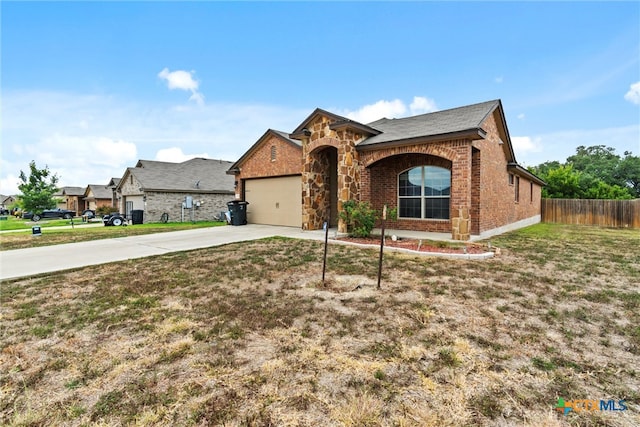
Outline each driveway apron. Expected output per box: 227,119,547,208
0,225,325,280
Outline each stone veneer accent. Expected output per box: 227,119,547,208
301,115,365,233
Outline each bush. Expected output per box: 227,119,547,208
339,200,378,238
96,206,119,216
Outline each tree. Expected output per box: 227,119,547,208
18,161,60,213
531,145,639,199
567,145,621,187
616,152,640,198
541,164,582,198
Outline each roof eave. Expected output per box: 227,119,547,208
142,188,235,194
329,120,381,136
356,128,486,151
507,163,546,186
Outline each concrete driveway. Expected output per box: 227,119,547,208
0,225,328,280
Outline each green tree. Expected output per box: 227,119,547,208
567,145,621,187
18,161,60,213
616,152,640,198
532,146,638,199
541,164,582,198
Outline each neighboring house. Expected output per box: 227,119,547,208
84,184,114,211
116,158,235,223
60,187,86,215
228,99,545,240
1,194,17,210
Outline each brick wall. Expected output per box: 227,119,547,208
473,111,542,233
366,153,453,232
359,141,471,235
235,133,302,197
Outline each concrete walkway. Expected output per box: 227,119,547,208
0,225,328,281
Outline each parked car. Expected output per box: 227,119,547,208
102,213,127,226
31,208,76,222
82,209,96,219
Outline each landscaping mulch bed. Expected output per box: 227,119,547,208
336,236,490,254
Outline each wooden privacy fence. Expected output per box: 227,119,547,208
542,198,640,228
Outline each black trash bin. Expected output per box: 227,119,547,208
226,200,249,226
131,209,144,225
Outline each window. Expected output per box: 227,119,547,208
398,166,450,220
509,174,514,185
530,182,533,203
270,145,276,162
515,176,520,202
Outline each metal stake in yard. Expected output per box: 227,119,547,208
322,216,330,287
377,205,387,289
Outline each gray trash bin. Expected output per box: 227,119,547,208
226,200,249,226
131,209,144,225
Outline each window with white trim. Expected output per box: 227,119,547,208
398,166,451,220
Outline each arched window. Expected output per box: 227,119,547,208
398,166,450,219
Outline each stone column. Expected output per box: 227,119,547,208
336,131,360,234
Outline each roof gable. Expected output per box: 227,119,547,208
289,108,379,139
227,129,300,174
61,186,86,196
84,184,112,199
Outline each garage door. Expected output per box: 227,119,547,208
244,176,301,227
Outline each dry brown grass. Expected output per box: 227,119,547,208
1,224,638,426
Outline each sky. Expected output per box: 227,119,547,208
1,1,639,195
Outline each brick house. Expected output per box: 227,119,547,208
83,184,115,212
116,158,235,223
59,187,86,215
228,99,544,240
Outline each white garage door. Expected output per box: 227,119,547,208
244,176,301,227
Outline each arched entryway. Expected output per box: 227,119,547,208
303,146,338,228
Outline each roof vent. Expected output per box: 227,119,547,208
195,180,200,189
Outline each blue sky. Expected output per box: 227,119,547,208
1,1,639,194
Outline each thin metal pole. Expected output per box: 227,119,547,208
322,213,330,286
377,205,387,289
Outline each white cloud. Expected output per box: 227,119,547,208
513,124,640,167
343,96,438,124
512,136,543,154
155,147,210,162
0,90,307,194
158,67,205,105
345,99,406,123
494,76,504,83
624,81,640,105
517,113,525,120
409,96,438,115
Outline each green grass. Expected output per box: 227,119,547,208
1,223,639,426
0,216,98,231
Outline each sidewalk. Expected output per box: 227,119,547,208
0,225,327,280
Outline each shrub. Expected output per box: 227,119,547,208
96,206,119,216
339,200,377,238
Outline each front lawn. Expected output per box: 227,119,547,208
0,216,97,231
1,224,638,426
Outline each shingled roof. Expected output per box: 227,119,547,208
360,99,500,147
124,158,235,193
85,184,113,199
